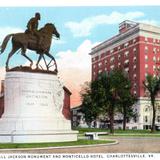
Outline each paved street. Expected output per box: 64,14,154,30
0,137,160,153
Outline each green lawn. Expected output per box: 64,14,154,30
74,127,160,135
0,139,115,149
105,134,160,137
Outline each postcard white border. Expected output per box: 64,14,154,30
0,0,159,7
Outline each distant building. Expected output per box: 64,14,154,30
90,20,160,129
71,106,85,128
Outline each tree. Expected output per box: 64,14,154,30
118,93,137,130
98,70,137,132
80,69,137,133
108,69,135,133
143,74,160,132
80,82,100,127
114,73,137,130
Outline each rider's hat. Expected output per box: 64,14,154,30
35,12,41,20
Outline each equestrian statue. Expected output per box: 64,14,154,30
0,12,60,73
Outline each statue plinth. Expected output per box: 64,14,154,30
0,71,78,143
6,66,58,75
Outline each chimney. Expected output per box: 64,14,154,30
119,20,138,34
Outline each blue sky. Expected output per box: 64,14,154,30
0,6,160,106
0,7,160,66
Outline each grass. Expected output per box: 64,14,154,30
105,134,160,137
74,127,160,136
0,139,115,149
75,127,109,134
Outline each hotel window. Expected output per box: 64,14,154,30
110,57,115,63
133,38,136,43
125,67,129,73
98,62,102,67
105,60,107,64
124,42,129,48
93,72,96,76
144,116,148,123
118,62,121,67
145,46,148,53
153,48,157,54
145,55,148,61
133,65,136,71
118,46,121,50
145,73,148,77
93,65,96,69
124,51,129,57
145,64,148,69
118,54,121,60
133,47,137,51
153,65,156,71
134,90,137,96
153,56,156,62
110,49,114,54
124,59,129,64
133,57,137,62
134,116,137,123
98,70,102,73
110,65,115,71
133,83,137,89
157,106,160,112
133,74,137,78
145,106,149,112
157,116,160,123
133,48,137,54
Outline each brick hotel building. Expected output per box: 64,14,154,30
90,20,160,129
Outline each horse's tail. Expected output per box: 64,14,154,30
0,34,14,54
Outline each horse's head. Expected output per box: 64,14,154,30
44,23,60,39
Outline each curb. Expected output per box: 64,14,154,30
0,140,119,151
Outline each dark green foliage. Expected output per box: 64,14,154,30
143,74,160,133
81,69,136,133
80,82,100,126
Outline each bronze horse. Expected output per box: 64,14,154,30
0,23,60,72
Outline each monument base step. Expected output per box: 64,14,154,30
0,130,78,143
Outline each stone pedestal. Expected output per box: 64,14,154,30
0,71,78,143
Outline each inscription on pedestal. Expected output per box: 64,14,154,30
21,89,52,107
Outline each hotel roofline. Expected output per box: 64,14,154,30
90,20,160,55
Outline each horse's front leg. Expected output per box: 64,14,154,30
45,52,58,73
36,54,42,69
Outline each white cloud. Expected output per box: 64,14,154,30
57,39,98,70
0,27,23,42
65,11,158,37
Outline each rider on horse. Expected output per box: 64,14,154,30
26,12,42,50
